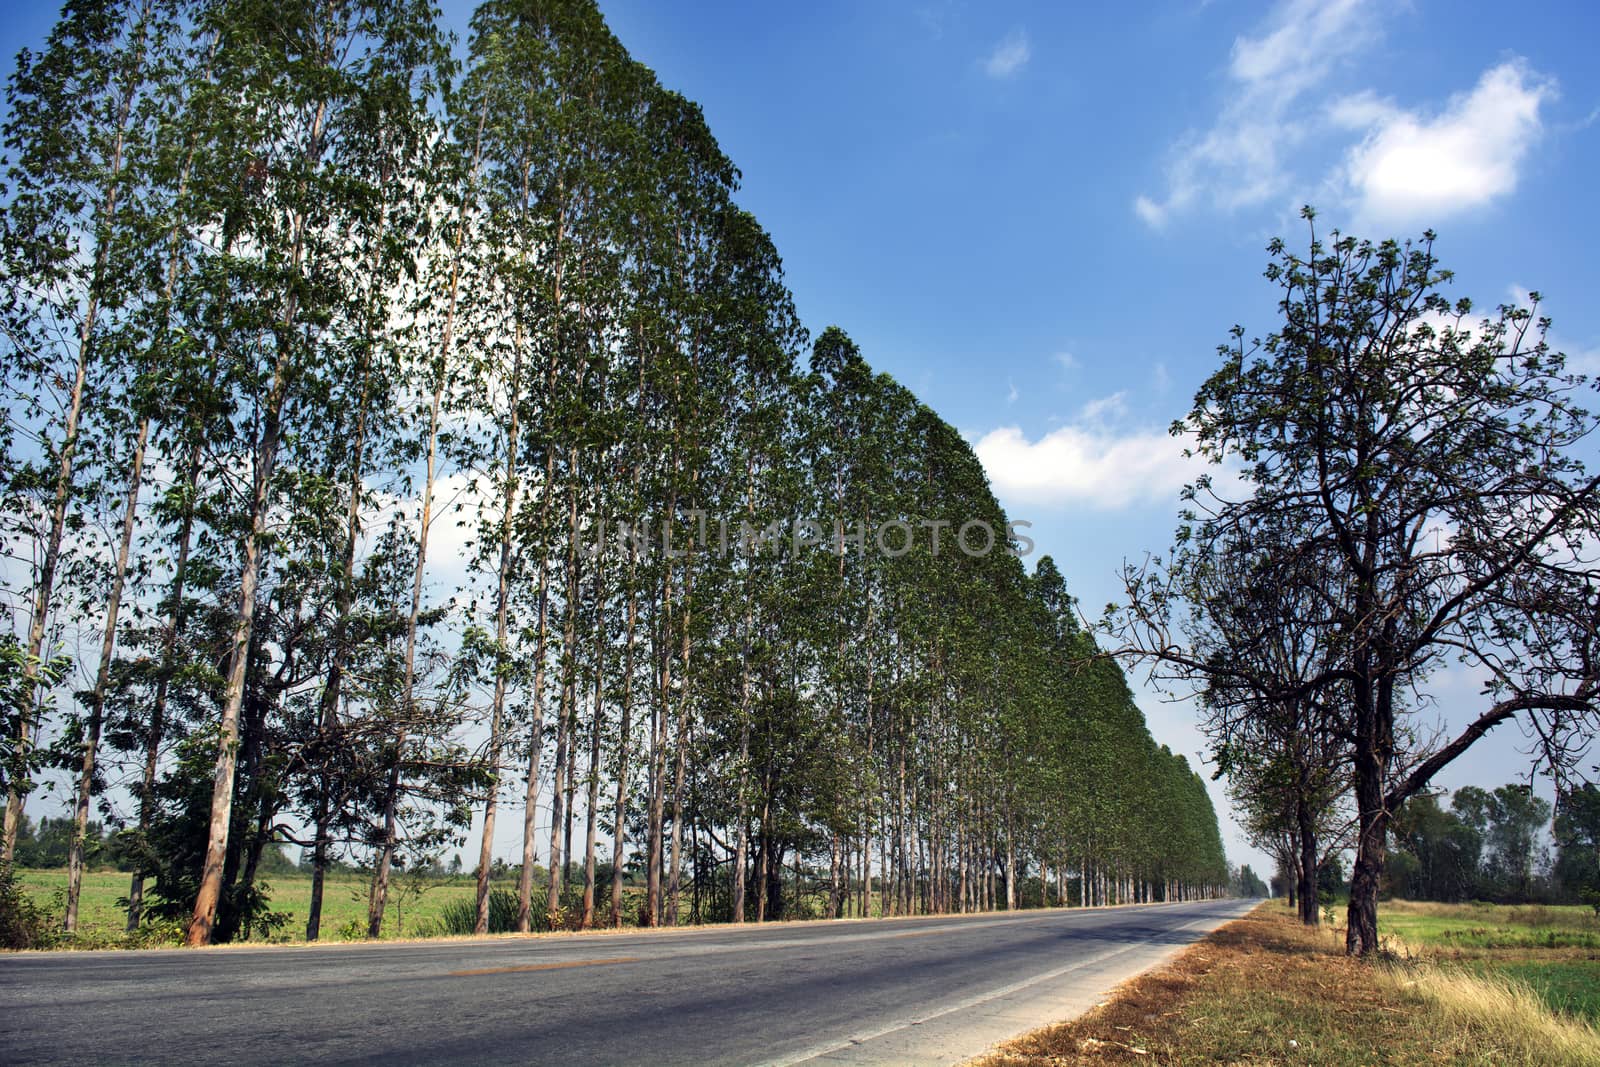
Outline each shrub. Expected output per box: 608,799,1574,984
439,888,522,935
0,862,58,949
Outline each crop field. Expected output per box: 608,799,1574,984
14,868,503,945
1384,900,1600,1023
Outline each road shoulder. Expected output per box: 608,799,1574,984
965,901,1600,1067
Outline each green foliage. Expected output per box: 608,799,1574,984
438,887,522,936
0,861,58,949
1554,784,1600,904
3,811,124,871
1390,784,1566,905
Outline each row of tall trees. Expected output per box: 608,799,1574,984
0,0,1228,945
1115,208,1600,954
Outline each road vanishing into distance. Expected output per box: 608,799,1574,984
2,898,1253,1065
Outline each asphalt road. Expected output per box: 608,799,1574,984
1,898,1254,1065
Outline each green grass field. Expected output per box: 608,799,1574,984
1384,900,1600,1024
14,867,498,945
1384,900,1600,951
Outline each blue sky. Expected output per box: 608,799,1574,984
6,0,1597,872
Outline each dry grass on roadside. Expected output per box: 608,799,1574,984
1396,960,1600,1065
969,902,1600,1066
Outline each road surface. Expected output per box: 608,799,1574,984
1,898,1253,1065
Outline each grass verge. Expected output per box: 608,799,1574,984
970,902,1600,1066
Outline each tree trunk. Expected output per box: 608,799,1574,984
1346,744,1387,955
367,749,403,938
66,415,149,930
1296,799,1319,926
188,87,329,947
666,554,696,926
127,437,202,930
580,586,605,929
608,538,639,928
516,451,556,933
476,313,525,934
545,469,583,926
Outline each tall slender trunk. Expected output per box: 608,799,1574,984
516,449,556,932
517,171,565,932
545,610,573,924
646,510,676,926
608,423,643,928
126,437,199,930
188,340,291,946
546,457,583,924
114,27,215,927
475,147,531,933
188,81,330,946
5,8,151,863
754,798,770,923
65,416,149,930
1004,817,1016,912
730,617,752,924
666,542,696,926
475,321,524,934
580,587,605,928
608,558,638,928
860,622,876,919
564,732,576,888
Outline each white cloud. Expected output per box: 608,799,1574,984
1135,0,1556,231
1567,344,1600,376
984,30,1030,79
1340,62,1554,225
1053,351,1080,371
973,422,1202,510
1135,0,1376,225
1006,377,1019,404
915,1,957,38
1133,195,1168,228
1078,391,1129,423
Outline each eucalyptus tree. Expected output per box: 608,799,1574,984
0,0,172,862
802,327,886,914
711,209,805,922
186,0,452,946
30,0,203,930
110,10,250,927
292,12,453,942
543,22,639,929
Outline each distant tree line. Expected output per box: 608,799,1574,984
0,806,299,877
0,0,1228,945
1387,782,1600,908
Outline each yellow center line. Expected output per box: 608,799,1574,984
447,957,640,977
